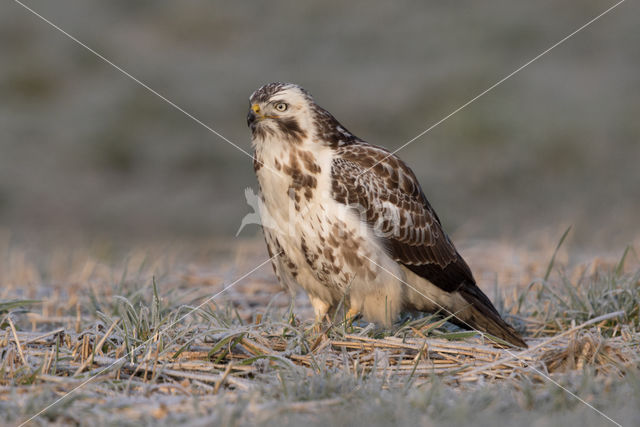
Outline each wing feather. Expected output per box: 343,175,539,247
330,144,475,294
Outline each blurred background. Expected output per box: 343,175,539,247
1,0,638,250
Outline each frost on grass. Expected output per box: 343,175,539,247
0,239,639,426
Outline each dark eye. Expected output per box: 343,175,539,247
275,102,288,112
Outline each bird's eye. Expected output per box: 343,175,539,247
274,102,288,112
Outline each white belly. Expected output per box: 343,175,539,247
255,141,405,325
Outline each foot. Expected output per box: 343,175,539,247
346,307,360,325
309,295,329,335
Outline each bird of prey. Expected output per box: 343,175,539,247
247,82,526,347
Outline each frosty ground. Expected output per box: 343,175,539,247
1,236,639,426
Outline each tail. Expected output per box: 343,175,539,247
453,284,527,348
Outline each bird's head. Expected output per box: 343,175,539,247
247,82,314,144
248,82,360,149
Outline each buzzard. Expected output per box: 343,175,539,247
247,82,526,347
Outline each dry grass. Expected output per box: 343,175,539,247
0,235,639,426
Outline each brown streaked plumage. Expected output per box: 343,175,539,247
247,82,526,348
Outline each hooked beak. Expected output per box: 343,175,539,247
247,103,262,128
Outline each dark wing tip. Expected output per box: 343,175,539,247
457,284,528,348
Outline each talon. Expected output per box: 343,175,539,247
346,307,360,325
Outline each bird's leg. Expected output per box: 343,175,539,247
346,306,360,325
309,295,329,335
